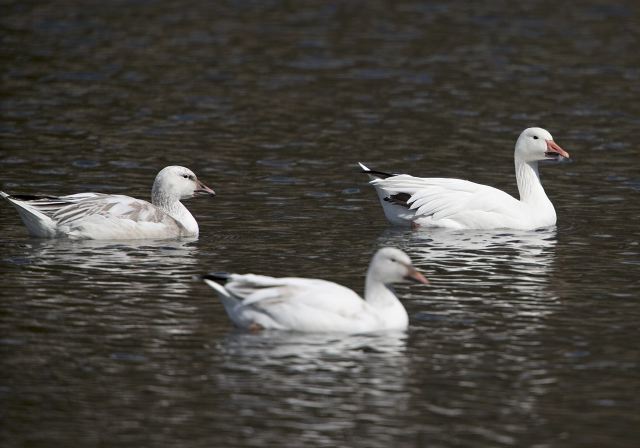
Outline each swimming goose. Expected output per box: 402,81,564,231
1,165,215,240
360,127,570,230
202,247,428,333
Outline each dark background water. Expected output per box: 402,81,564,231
1,1,639,447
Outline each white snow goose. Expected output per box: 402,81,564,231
1,165,215,240
360,127,570,230
202,247,429,333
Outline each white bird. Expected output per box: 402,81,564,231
1,165,215,240
202,247,429,333
359,127,570,230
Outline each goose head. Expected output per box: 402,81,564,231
514,127,570,163
152,166,215,201
368,247,429,285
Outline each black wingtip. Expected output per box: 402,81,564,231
361,168,396,179
358,163,397,179
383,192,411,208
201,272,231,284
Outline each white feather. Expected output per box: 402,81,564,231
360,127,569,230
1,165,215,240
203,248,428,333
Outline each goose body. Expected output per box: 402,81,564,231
360,127,570,230
1,166,215,240
203,247,428,333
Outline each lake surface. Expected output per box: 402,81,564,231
1,1,639,447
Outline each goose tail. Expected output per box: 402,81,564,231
1,192,57,237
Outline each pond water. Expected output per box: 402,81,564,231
1,1,639,447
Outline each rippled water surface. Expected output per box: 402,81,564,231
1,1,639,447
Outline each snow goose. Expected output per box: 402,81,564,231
1,165,215,240
360,127,570,230
202,247,429,333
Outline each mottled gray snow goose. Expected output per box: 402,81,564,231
1,165,215,239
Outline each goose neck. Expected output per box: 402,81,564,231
515,159,549,205
364,274,399,308
152,189,198,235
152,187,180,212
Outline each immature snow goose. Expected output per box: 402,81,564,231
360,127,570,230
202,247,428,333
1,165,215,240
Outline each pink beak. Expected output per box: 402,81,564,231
405,266,430,285
545,140,570,159
194,180,216,197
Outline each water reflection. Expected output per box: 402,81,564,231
214,331,411,445
379,227,558,298
219,330,408,368
383,228,564,447
5,238,199,296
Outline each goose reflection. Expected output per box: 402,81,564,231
379,227,557,297
376,227,563,439
12,238,199,296
219,329,408,365
214,331,411,436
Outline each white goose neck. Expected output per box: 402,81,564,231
364,273,400,308
515,159,550,205
151,189,199,236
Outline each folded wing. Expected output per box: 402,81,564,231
371,174,523,228
213,274,370,331
50,194,166,225
3,192,182,238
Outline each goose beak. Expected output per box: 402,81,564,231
404,266,429,285
194,180,216,197
545,140,570,160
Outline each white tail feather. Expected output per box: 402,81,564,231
203,278,242,316
2,193,57,237
203,279,233,299
358,162,371,172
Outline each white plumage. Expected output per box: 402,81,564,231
360,127,570,230
203,247,429,333
1,165,215,240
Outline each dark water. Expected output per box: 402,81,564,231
1,1,639,447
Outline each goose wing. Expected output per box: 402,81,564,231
3,192,184,239
3,192,166,224
371,174,522,223
48,194,167,225
216,274,370,331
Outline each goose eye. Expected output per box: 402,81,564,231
533,136,539,140
182,174,189,178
